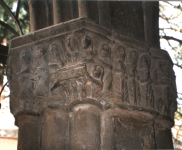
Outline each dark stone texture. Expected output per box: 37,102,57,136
28,0,50,32
143,2,160,48
7,18,176,150
101,110,156,150
155,127,174,149
110,1,145,41
44,109,69,150
17,115,41,150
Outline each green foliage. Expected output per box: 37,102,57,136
0,0,30,45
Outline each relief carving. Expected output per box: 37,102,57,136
18,50,34,110
126,50,138,105
48,41,65,72
19,51,32,74
77,76,87,99
112,45,127,103
158,99,169,115
137,54,154,109
66,36,80,64
156,60,171,85
81,35,93,59
33,44,47,67
31,44,48,99
7,22,178,128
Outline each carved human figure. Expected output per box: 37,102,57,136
126,50,138,105
82,35,93,59
31,45,48,98
100,44,112,63
81,35,94,77
49,43,64,68
158,99,168,115
128,51,138,76
18,51,34,110
66,52,72,64
137,54,153,108
156,60,171,84
60,80,72,102
77,77,87,99
112,45,127,102
98,44,112,92
69,78,78,101
31,67,48,97
91,65,104,99
33,44,47,67
20,50,32,74
66,36,77,52
138,54,151,82
66,36,79,63
113,45,125,72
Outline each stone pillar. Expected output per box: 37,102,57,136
53,0,73,24
7,2,176,149
44,108,69,150
17,114,41,150
73,104,100,150
28,0,50,32
78,1,99,23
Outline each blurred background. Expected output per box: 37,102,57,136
0,1,182,149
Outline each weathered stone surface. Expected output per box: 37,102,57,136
17,115,41,150
7,18,176,150
44,108,69,150
101,109,156,150
155,127,174,149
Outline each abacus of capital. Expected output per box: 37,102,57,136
7,1,177,150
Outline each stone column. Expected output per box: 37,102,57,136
72,104,101,150
17,114,41,150
7,2,176,149
52,0,73,24
44,108,69,150
28,0,50,32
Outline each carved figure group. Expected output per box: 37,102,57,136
12,34,176,119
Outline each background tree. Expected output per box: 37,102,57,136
0,0,30,45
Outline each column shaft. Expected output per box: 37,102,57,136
17,115,41,150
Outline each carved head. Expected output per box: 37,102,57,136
49,44,60,59
66,37,77,52
34,45,46,59
115,46,125,61
160,61,169,72
93,65,103,79
100,44,111,59
142,55,150,69
20,50,32,66
130,51,138,63
82,35,92,49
